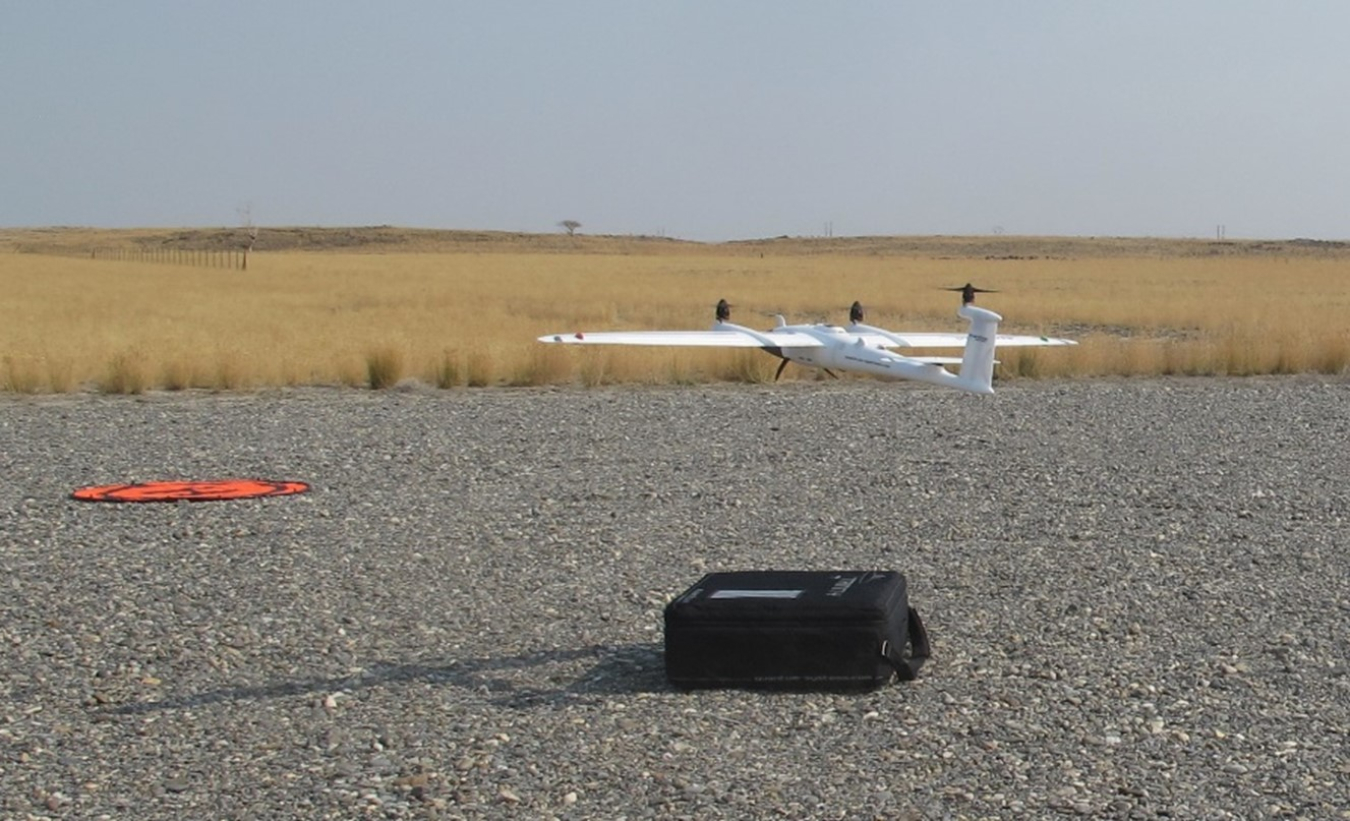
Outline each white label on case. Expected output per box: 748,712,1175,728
709,589,805,599
826,576,858,597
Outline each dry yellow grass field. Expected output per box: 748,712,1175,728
2,228,1347,393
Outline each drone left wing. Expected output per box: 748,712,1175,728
537,329,825,348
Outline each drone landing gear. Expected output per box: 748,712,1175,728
773,359,838,382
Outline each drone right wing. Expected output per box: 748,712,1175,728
872,331,1078,349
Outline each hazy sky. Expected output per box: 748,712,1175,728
4,2,1347,241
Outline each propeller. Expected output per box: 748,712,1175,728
774,359,790,382
942,283,998,305
715,298,733,322
849,301,865,324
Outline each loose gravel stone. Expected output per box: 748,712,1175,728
1,377,1348,819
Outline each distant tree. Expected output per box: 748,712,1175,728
237,202,259,270
559,220,582,236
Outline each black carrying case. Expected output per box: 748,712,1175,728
664,570,929,689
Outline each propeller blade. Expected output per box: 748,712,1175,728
849,301,865,324
941,283,998,304
774,359,789,382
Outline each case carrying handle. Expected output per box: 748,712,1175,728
887,606,931,681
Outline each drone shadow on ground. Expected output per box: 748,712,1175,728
104,642,670,717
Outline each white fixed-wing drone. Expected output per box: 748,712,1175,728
538,284,1076,394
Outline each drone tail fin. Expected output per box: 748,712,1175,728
955,304,1002,395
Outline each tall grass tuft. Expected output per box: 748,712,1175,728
214,356,250,391
664,354,700,386
508,346,571,387
366,346,405,389
102,351,148,394
46,357,75,393
465,351,493,388
1003,350,1042,379
1272,337,1308,375
336,358,367,388
433,350,462,388
161,359,194,391
712,350,777,384
1215,331,1264,377
579,352,609,387
1313,334,1350,375
1159,341,1189,377
3,356,43,393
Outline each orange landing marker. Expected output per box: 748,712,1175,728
72,479,310,503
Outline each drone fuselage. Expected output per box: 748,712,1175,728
718,304,1002,394
778,328,963,386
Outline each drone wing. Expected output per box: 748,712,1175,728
992,333,1078,347
537,328,825,348
858,330,1077,349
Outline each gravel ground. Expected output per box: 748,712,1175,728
2,378,1348,820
